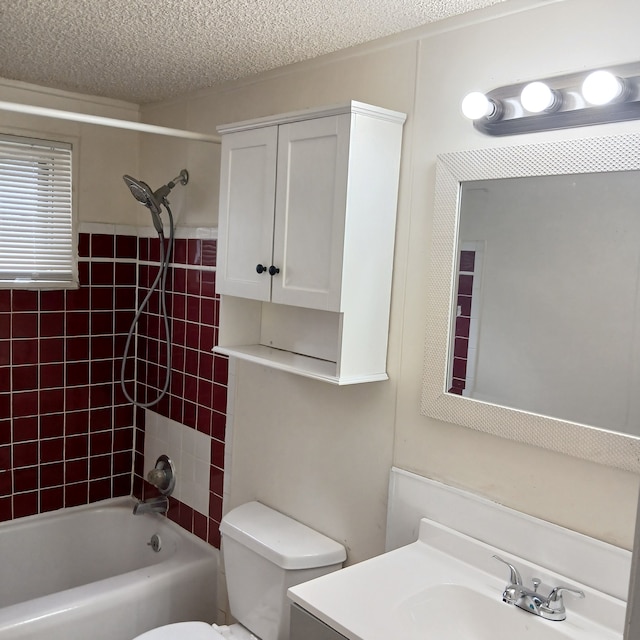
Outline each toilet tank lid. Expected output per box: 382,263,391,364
220,502,346,570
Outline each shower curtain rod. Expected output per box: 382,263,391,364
0,100,221,144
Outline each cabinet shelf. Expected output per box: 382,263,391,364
213,344,388,385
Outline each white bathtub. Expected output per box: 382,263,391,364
0,497,218,640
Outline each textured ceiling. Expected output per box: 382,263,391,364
0,0,506,105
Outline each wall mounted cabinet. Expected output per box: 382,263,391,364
214,101,406,384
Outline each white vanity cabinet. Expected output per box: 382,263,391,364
215,101,406,384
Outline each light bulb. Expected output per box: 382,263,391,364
520,82,558,113
582,70,625,105
461,92,493,120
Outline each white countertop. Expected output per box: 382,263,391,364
288,518,625,640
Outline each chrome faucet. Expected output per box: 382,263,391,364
133,495,169,516
493,555,585,621
133,454,176,516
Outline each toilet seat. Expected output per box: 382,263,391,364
133,622,259,640
133,622,224,640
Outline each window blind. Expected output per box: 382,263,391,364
0,134,75,288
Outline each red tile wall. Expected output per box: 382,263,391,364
0,232,137,522
449,250,475,395
131,236,226,547
0,231,227,549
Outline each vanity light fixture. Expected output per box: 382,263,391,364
461,61,640,135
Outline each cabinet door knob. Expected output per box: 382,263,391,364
268,265,280,276
256,264,267,274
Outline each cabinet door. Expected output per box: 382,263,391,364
216,126,278,301
290,605,349,640
271,115,350,311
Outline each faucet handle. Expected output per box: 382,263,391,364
546,586,585,604
539,586,585,621
147,468,168,486
493,555,523,586
146,454,176,496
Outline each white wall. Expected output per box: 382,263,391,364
397,0,639,553
139,0,640,561
139,102,219,231
141,39,418,561
141,0,640,560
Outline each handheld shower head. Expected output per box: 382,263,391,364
123,170,189,234
123,175,164,233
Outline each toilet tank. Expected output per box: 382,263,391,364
220,502,346,640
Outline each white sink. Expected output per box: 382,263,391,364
288,518,625,640
396,584,573,640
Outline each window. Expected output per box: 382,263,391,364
0,134,75,288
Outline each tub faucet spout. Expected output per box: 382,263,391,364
133,496,169,516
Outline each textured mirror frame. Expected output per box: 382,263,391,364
421,133,640,473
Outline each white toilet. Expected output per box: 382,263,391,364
134,501,347,640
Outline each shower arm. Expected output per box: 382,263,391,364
153,170,189,204
170,170,189,186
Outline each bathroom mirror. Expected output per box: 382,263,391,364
421,133,640,473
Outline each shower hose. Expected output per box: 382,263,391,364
119,203,175,409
